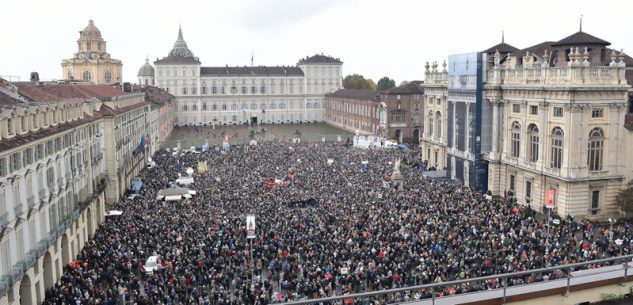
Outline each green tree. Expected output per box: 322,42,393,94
343,74,371,90
617,181,633,216
399,80,409,86
376,77,396,91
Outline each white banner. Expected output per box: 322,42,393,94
246,215,256,239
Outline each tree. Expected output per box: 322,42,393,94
343,74,372,90
399,80,409,86
366,79,377,91
617,181,633,216
377,77,396,91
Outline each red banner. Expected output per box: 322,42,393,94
546,189,556,208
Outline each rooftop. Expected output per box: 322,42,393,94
200,66,304,77
381,82,424,94
551,31,611,47
17,83,129,102
327,89,380,101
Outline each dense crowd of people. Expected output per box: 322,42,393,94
42,140,633,305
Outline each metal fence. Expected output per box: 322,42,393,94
162,134,354,150
276,254,633,305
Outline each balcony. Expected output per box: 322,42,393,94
27,196,36,209
11,261,26,280
25,250,37,269
0,212,8,227
37,239,49,256
14,203,24,217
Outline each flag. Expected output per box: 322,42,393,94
139,135,146,155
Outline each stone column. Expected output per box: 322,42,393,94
491,99,499,153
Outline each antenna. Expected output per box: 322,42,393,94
502,30,504,43
580,14,583,31
251,51,254,67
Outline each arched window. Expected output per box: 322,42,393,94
528,124,539,162
588,128,604,171
435,111,442,139
511,122,521,158
550,127,564,169
82,70,91,81
428,111,434,137
105,71,112,83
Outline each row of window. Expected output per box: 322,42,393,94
180,102,323,112
70,70,113,82
510,123,605,171
511,104,605,119
3,106,84,139
0,126,94,177
78,41,103,52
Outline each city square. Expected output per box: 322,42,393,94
1,1,633,305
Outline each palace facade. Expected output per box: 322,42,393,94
139,27,343,126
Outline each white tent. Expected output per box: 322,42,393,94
105,210,123,217
156,186,196,201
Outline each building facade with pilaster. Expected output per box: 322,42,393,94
0,78,107,305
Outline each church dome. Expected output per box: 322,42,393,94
81,19,102,39
137,58,155,77
168,26,195,58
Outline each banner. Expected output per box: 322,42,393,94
197,161,208,173
546,189,556,209
246,215,256,239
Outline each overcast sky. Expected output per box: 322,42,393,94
1,0,632,84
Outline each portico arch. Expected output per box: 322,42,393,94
19,274,33,305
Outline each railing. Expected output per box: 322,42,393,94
277,254,633,305
486,65,627,86
14,203,23,217
37,239,49,257
27,196,36,209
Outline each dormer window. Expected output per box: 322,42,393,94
6,118,13,135
20,117,26,133
32,115,37,129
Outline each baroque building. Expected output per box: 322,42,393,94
424,28,633,217
484,30,632,217
143,27,343,126
16,83,150,204
0,78,107,305
61,20,123,85
420,61,448,170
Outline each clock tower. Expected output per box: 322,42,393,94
61,20,123,84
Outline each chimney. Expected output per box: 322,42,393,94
30,72,40,82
